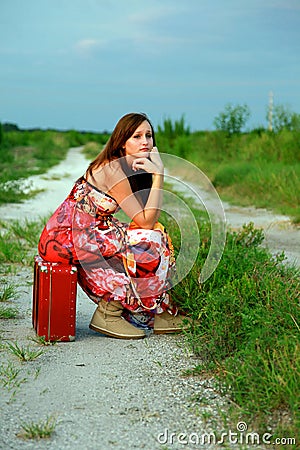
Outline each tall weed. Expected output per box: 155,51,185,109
0,218,46,264
157,115,190,142
174,129,300,221
0,128,109,205
213,162,300,218
171,220,299,439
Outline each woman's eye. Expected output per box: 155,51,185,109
132,133,152,139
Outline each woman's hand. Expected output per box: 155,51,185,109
131,147,164,175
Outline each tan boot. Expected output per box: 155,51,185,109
154,311,191,335
89,300,146,339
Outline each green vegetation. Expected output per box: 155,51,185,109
0,362,28,391
0,111,299,445
29,335,58,346
156,115,300,222
1,108,299,220
0,125,109,205
156,111,300,438
0,218,46,265
272,104,300,133
0,282,18,302
18,415,57,440
165,212,299,443
6,342,44,362
0,305,18,319
213,103,251,135
0,218,44,321
157,115,191,140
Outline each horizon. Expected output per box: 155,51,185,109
1,1,300,133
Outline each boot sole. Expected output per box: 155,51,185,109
154,328,182,335
89,323,145,339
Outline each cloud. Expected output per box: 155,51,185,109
74,38,104,55
127,4,186,25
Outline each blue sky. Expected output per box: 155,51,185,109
1,0,300,132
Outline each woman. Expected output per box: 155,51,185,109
38,112,187,339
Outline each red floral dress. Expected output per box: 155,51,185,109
38,177,177,329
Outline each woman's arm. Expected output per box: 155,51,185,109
107,148,164,229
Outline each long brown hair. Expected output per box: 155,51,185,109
86,112,156,206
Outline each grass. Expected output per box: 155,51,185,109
0,123,299,445
213,162,299,220
0,282,18,302
29,335,58,346
169,216,300,443
0,361,27,391
0,128,109,205
0,133,68,204
1,125,299,221
18,414,58,440
6,342,44,362
157,128,300,223
0,305,18,319
0,218,46,247
0,217,46,265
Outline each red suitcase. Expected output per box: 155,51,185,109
32,256,77,342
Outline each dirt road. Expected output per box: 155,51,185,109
0,147,298,450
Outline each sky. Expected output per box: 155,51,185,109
1,0,300,132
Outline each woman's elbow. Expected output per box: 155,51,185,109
132,220,155,230
131,216,156,230
142,223,155,230
131,209,160,229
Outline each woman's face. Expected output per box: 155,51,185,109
123,120,153,159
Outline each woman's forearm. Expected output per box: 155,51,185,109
136,173,164,229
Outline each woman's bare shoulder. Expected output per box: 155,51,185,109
88,159,126,191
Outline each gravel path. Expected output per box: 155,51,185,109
0,147,298,449
1,274,231,450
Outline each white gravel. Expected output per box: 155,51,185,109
1,268,232,450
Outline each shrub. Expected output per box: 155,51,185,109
157,116,190,142
213,103,251,135
171,220,299,438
